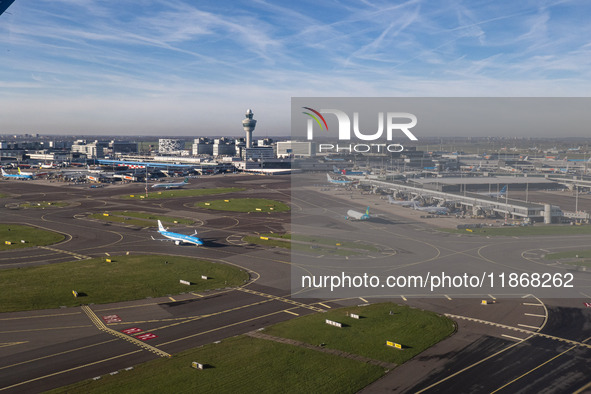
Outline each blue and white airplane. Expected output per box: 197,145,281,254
327,174,354,185
479,185,507,198
152,220,203,246
1,168,33,180
152,178,189,189
346,206,371,221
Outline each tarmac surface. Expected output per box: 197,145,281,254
1,173,591,393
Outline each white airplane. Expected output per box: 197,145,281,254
152,220,203,246
17,167,35,177
412,202,450,214
388,195,416,206
346,206,371,220
326,173,354,185
479,185,507,198
152,177,189,189
1,168,33,180
41,162,56,169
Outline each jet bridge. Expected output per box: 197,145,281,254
362,179,563,222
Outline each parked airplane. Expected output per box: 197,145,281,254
1,168,33,179
388,195,416,206
152,220,203,246
479,185,507,198
346,206,371,221
412,202,450,214
17,168,35,177
152,177,189,189
326,174,354,185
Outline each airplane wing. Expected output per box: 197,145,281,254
151,236,175,242
0,0,16,16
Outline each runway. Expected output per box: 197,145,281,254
1,174,591,393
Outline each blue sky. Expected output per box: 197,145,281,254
0,0,590,136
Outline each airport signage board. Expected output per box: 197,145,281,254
386,341,402,349
325,319,342,328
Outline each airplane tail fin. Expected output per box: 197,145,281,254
18,168,21,174
184,177,189,183
500,185,507,194
366,206,370,215
1,169,5,176
327,174,331,181
388,195,394,203
157,220,165,232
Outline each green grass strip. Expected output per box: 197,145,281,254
0,255,248,312
0,224,65,251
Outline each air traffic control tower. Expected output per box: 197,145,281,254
242,109,257,148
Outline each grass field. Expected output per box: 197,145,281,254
440,224,591,236
53,302,453,393
264,302,455,365
544,249,591,260
0,192,9,198
0,255,248,312
120,187,244,200
0,224,65,251
243,233,378,257
196,198,290,213
243,235,292,249
88,211,194,227
19,201,69,209
50,336,386,394
243,236,362,257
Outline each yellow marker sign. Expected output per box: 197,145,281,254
130,195,134,197
224,200,230,202
72,290,78,297
103,213,109,216
481,300,487,305
256,208,262,211
5,241,11,245
386,341,402,349
466,229,473,232
260,236,269,240
205,203,210,206
336,243,341,246
106,259,112,263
